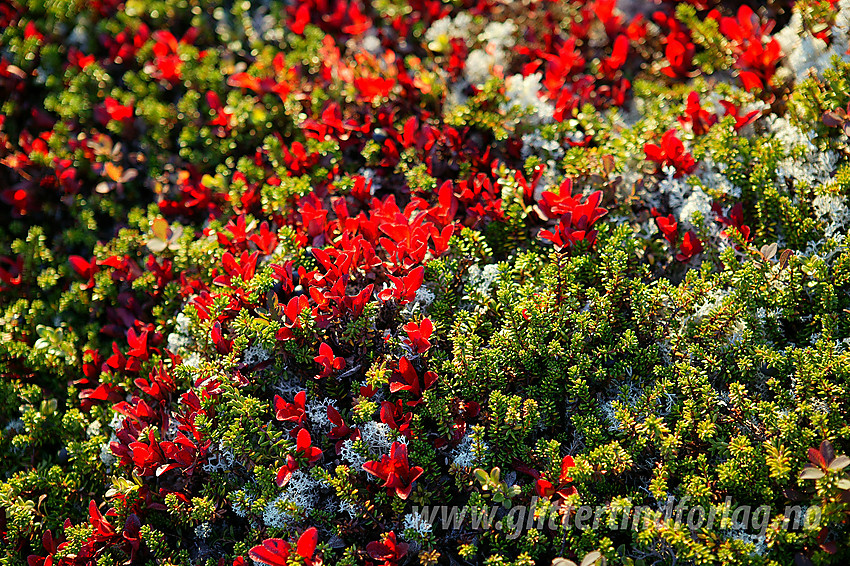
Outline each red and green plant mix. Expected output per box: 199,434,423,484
3,0,850,564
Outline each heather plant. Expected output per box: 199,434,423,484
3,0,850,565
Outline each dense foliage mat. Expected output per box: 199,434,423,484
3,0,850,564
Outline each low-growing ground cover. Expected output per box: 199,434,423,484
2,0,850,564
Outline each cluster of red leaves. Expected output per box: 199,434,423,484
27,502,145,566
652,208,705,262
712,6,783,93
534,455,578,500
363,442,424,500
644,129,697,178
537,180,608,250
250,527,321,566
678,92,760,135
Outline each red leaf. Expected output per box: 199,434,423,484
296,527,318,559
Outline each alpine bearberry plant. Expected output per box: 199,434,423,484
2,0,850,565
